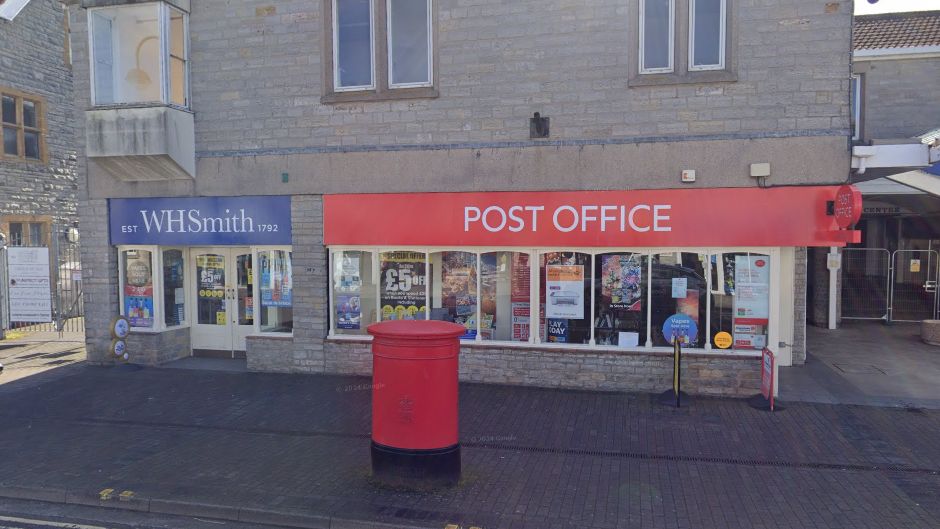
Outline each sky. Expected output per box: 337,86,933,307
855,0,940,15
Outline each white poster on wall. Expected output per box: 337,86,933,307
734,256,770,320
545,265,584,319
8,247,52,323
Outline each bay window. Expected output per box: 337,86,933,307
329,246,777,356
89,2,190,107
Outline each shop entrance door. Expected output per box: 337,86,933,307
190,247,254,357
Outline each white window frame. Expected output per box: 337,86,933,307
688,0,726,71
386,0,434,89
851,73,861,141
252,246,295,336
165,5,191,108
332,0,377,92
87,2,191,109
639,0,675,74
326,245,779,357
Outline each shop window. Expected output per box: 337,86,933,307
162,249,185,327
481,252,531,342
332,250,376,335
430,251,478,339
711,252,770,351
258,250,293,333
379,251,427,320
650,252,707,347
539,252,591,345
594,253,648,347
122,249,155,329
0,89,45,162
325,0,436,102
89,3,190,108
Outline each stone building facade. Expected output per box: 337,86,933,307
0,0,78,248
71,0,858,395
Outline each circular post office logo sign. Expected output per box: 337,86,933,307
110,316,131,340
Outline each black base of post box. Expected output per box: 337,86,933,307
371,441,461,488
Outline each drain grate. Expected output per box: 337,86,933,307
462,441,940,475
833,363,887,375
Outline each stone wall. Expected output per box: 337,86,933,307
0,0,77,231
126,327,191,366
78,199,118,364
325,340,761,397
857,56,940,140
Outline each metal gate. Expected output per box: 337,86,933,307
1,225,84,337
841,248,891,320
890,249,939,322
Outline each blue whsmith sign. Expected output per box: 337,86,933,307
109,196,292,245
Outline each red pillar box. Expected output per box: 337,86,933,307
367,320,466,487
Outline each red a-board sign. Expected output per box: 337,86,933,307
324,186,861,248
761,348,776,411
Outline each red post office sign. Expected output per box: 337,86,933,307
324,186,859,248
834,184,863,229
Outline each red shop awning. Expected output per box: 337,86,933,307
324,186,861,248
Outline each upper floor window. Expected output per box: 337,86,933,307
635,0,731,81
850,74,862,141
640,0,675,74
689,0,725,70
326,0,436,102
1,89,45,162
88,2,190,108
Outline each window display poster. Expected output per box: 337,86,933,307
600,254,642,311
480,253,498,326
733,255,770,350
545,265,584,319
733,256,770,323
380,252,427,320
337,254,362,292
125,252,154,327
511,302,530,341
442,252,477,317
260,252,293,308
7,247,52,323
677,289,700,324
336,295,361,329
511,253,530,302
547,318,568,343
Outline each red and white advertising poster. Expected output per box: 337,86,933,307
511,253,530,302
733,256,770,349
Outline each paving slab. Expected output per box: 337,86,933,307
0,364,937,528
783,322,940,409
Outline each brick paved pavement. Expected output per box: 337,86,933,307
0,365,937,528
